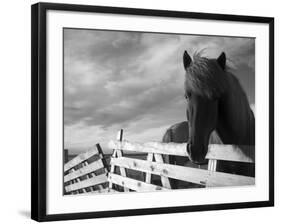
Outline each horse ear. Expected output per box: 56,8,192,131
183,51,192,70
217,52,226,70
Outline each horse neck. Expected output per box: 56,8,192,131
216,73,255,145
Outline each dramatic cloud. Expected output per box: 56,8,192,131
64,29,255,154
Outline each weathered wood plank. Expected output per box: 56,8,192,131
79,188,118,194
206,144,255,163
82,161,97,191
108,150,117,189
108,173,168,192
64,159,105,183
68,168,78,195
65,174,108,192
116,150,129,192
206,172,255,187
73,168,87,193
64,147,99,171
154,153,171,189
111,157,254,187
95,144,109,174
208,159,217,172
111,157,205,185
108,141,254,164
145,153,154,183
114,129,129,192
108,140,188,157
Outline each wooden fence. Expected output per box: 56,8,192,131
107,130,255,192
64,144,112,195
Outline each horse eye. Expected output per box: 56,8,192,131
185,92,192,100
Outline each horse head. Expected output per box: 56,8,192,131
183,51,227,164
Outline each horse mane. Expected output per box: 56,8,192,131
184,51,255,144
184,52,229,99
221,71,255,144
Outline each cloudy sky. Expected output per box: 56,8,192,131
64,28,255,154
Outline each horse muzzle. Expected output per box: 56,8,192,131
186,142,208,165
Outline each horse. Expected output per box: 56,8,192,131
162,121,222,165
181,50,255,174
162,51,255,188
162,121,222,188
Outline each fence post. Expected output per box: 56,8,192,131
116,130,129,192
145,153,154,183
208,159,217,172
109,129,129,192
154,153,171,189
95,143,109,190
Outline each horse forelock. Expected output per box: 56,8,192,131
184,53,229,99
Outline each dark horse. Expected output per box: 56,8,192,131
163,122,221,166
163,122,223,188
163,51,255,188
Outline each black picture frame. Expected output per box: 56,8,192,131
31,2,274,222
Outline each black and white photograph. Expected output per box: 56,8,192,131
30,2,274,222
0,0,278,223
63,28,256,195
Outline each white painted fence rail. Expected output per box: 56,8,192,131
64,144,109,195
108,140,255,163
107,130,255,192
64,129,255,194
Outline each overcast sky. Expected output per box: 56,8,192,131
64,29,255,154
